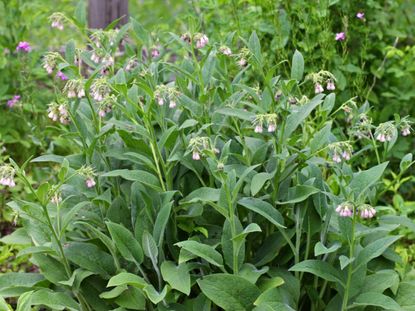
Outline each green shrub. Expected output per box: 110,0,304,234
1,3,415,311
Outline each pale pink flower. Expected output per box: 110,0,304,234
151,48,160,58
192,151,200,160
402,127,411,136
169,100,177,108
315,83,324,94
341,151,351,160
336,203,353,217
356,12,365,19
56,71,68,81
85,177,96,188
332,153,342,163
51,20,64,30
326,80,336,91
267,123,276,133
254,125,263,133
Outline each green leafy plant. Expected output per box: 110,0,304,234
1,9,415,311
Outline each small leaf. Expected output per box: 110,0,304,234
161,261,191,295
339,255,354,270
175,240,223,267
248,31,262,66
143,285,167,304
291,50,304,81
314,242,341,256
107,272,147,288
142,231,158,266
251,173,273,196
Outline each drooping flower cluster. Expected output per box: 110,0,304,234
307,71,337,94
359,204,376,219
189,137,219,161
219,46,232,56
0,164,16,187
374,121,395,142
89,29,118,67
49,12,66,30
16,41,31,53
154,85,180,108
236,48,250,68
50,186,63,205
47,102,70,124
194,33,209,49
7,95,21,108
336,202,377,219
98,95,116,118
335,202,353,217
252,113,278,133
350,113,373,139
328,142,353,163
399,116,412,136
78,166,96,188
90,78,111,102
42,52,61,74
63,79,85,98
125,58,138,71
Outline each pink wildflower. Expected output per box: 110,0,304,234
335,32,346,41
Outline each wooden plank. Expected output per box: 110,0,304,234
88,0,129,29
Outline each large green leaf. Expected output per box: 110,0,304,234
354,235,401,271
349,162,389,197
64,242,115,278
198,274,261,311
289,260,344,285
107,221,144,265
284,94,325,139
277,185,320,204
238,198,285,228
102,169,161,190
352,292,402,310
22,289,79,311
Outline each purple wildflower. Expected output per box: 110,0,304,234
56,71,68,81
7,95,21,108
16,41,32,53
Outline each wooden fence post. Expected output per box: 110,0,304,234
88,0,129,29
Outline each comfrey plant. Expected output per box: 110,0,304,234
1,15,415,311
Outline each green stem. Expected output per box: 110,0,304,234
341,211,356,311
369,132,381,165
